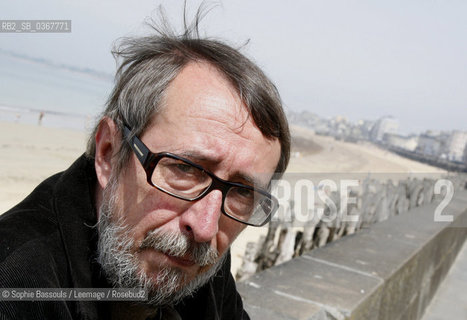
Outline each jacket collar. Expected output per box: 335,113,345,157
53,154,107,318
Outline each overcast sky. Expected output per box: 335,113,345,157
1,0,466,134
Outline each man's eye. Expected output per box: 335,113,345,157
174,163,195,174
236,188,254,199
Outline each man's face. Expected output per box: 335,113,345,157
98,62,281,303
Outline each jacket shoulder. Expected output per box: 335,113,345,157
0,172,70,286
0,172,63,261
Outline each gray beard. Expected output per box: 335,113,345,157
96,175,227,306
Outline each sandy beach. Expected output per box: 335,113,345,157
0,122,87,213
0,121,444,275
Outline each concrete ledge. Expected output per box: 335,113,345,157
238,190,467,320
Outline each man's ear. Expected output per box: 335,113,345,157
94,117,119,190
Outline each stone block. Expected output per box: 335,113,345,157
306,229,418,280
376,249,424,320
241,256,382,320
398,292,420,320
237,281,326,320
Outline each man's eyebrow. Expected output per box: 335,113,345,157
178,150,268,189
231,173,268,190
178,150,217,163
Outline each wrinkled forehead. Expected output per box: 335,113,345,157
161,61,249,126
140,62,281,184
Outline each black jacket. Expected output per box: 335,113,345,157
0,155,249,320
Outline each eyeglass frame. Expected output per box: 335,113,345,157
122,124,279,227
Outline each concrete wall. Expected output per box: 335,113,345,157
237,190,467,320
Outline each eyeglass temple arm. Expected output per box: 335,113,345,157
123,125,149,166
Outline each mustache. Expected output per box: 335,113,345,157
139,230,219,267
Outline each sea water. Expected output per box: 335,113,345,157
0,52,113,131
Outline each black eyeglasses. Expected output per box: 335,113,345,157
122,125,278,227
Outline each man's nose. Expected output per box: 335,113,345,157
180,190,223,243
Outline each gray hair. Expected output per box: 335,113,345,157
86,8,290,176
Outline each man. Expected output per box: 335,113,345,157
0,16,290,320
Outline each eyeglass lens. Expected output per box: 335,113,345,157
150,156,271,225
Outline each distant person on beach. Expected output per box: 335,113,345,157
0,8,290,320
38,111,44,126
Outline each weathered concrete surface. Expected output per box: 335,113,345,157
238,190,467,319
240,283,327,320
240,256,382,319
421,241,467,320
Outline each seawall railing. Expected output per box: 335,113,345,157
237,187,467,319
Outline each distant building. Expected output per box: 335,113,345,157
357,120,375,141
445,131,467,162
333,115,347,123
416,133,442,157
287,110,326,132
370,117,399,142
384,133,418,151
